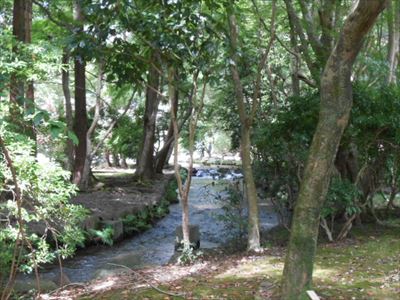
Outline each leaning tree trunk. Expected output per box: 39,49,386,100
281,2,386,299
135,51,161,180
71,0,88,189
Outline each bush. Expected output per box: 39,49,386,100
212,180,248,242
0,107,87,284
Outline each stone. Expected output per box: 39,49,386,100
175,224,200,251
12,277,58,293
109,252,142,269
82,215,100,231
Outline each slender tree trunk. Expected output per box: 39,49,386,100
72,0,88,188
105,150,112,167
155,85,178,173
387,0,400,84
80,63,103,190
136,51,161,180
121,156,128,169
288,16,300,97
281,2,386,299
62,50,74,172
169,66,190,245
227,2,276,250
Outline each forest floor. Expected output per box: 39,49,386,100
38,221,400,300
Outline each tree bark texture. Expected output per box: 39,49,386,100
62,50,74,172
10,0,33,134
136,51,161,180
80,63,103,191
227,10,261,251
168,66,190,245
281,2,386,299
155,82,178,174
387,0,400,84
72,0,88,188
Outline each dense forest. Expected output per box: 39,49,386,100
0,0,399,299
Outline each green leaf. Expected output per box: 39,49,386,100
68,131,79,145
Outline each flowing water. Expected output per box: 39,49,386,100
36,168,278,283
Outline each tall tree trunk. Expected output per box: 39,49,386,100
288,18,300,97
71,0,88,189
227,11,262,250
281,2,386,299
387,0,400,84
135,51,161,180
10,0,33,136
62,50,74,172
227,1,276,250
169,66,190,245
80,63,103,190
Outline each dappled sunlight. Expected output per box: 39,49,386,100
91,278,116,291
217,256,283,279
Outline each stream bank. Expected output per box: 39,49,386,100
15,168,279,295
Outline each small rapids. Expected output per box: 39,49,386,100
35,168,278,283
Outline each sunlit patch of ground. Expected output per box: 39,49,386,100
38,223,400,299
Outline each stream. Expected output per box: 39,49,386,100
34,168,279,283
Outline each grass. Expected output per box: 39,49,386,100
78,222,400,299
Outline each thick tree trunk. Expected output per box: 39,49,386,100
10,0,33,134
71,1,88,189
241,125,260,250
136,51,161,180
62,50,74,172
281,2,386,299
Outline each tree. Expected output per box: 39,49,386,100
71,0,88,189
226,0,276,251
10,0,34,138
387,0,400,84
281,1,387,299
135,51,161,180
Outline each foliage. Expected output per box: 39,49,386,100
88,226,114,246
323,177,362,218
107,114,143,159
164,179,178,203
0,124,87,280
177,244,203,266
213,180,248,241
121,200,170,236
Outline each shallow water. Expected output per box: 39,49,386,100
39,172,278,283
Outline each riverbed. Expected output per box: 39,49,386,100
29,172,278,284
